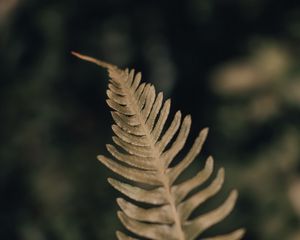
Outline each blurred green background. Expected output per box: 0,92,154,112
1,0,300,239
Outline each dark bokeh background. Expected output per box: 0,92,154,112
1,0,300,239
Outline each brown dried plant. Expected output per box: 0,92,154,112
73,52,245,240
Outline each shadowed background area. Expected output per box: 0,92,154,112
1,0,300,239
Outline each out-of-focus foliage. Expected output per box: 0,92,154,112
211,40,300,240
0,0,299,240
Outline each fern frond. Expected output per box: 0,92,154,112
73,52,245,240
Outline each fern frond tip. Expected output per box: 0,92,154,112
71,51,117,69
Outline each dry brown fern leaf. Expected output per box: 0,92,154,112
73,52,245,240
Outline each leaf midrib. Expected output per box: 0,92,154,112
122,80,185,240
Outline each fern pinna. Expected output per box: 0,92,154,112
73,52,245,240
